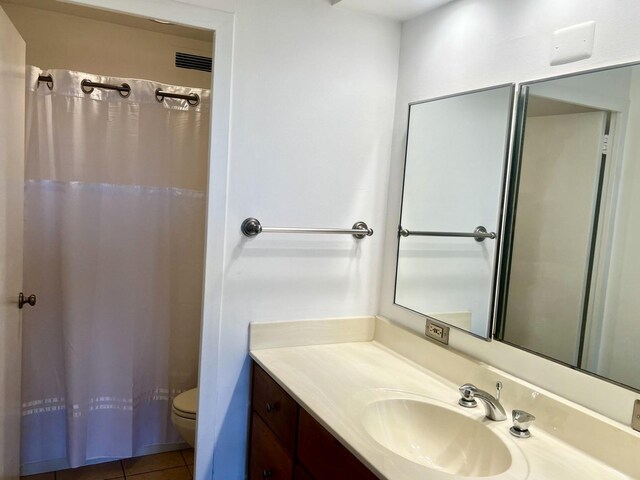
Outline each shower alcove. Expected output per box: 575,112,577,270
0,0,214,476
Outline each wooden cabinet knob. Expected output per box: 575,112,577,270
262,469,273,478
265,402,279,413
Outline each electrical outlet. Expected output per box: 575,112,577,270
425,318,449,345
550,21,596,66
632,400,640,432
428,323,443,337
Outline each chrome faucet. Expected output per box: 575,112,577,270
458,383,507,421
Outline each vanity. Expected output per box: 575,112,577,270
248,317,639,480
246,57,640,480
249,363,377,480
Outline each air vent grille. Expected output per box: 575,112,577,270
175,52,212,73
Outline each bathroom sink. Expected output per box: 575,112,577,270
361,398,512,477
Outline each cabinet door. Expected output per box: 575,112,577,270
249,413,294,480
252,364,298,453
297,409,378,480
294,464,313,480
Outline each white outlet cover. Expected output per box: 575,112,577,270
550,21,596,66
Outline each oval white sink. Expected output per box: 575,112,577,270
361,398,512,477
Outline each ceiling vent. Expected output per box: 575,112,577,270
175,52,212,73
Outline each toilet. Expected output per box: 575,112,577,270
171,388,198,448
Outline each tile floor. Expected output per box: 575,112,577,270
21,449,194,480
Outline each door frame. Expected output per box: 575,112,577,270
62,2,234,480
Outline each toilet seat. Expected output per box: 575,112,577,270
172,388,198,420
172,408,196,420
171,388,198,447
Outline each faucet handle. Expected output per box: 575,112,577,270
510,410,535,438
458,383,478,408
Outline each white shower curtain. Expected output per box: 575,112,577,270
21,67,209,472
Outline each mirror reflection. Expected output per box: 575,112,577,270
499,63,640,390
395,85,514,338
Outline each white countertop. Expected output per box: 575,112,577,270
249,317,637,480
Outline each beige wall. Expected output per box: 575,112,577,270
0,3,213,88
595,67,640,386
504,112,606,365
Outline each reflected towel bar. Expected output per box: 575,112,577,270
399,225,496,242
241,217,373,239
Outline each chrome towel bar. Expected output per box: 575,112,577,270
241,217,373,239
399,225,496,242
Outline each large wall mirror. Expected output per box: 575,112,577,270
498,63,640,391
395,85,514,338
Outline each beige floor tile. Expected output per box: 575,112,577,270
20,473,55,480
180,449,194,466
57,461,124,480
122,452,184,476
125,466,191,480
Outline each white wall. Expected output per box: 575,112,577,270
380,0,640,425
212,1,400,478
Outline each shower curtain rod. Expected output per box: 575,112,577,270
81,79,131,98
155,88,200,106
38,74,53,90
35,75,201,106
36,76,131,97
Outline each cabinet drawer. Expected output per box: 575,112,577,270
252,364,298,453
297,409,378,480
250,413,294,480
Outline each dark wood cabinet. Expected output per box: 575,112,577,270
249,362,379,480
252,362,298,452
294,464,314,480
249,413,294,480
297,409,378,480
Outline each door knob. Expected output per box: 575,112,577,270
18,292,37,309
